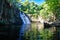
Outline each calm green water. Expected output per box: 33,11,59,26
0,23,60,40
19,23,60,40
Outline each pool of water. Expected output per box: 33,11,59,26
0,23,60,40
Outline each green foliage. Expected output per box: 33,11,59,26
45,0,60,11
17,0,43,18
39,2,54,21
45,0,60,20
4,0,60,21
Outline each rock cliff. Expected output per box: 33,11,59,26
0,0,23,25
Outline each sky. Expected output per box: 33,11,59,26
22,0,45,5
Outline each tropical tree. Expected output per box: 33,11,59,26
45,0,60,21
18,0,43,18
39,2,55,21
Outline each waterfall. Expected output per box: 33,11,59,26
19,12,30,24
14,2,30,24
17,12,31,40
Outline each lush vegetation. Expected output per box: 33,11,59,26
45,0,60,21
4,0,60,21
0,0,60,40
1,0,60,21
19,0,43,18
45,0,60,20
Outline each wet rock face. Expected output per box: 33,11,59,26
0,0,23,24
51,21,60,27
44,22,52,28
44,21,60,28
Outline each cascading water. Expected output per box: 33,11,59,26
14,2,30,24
16,3,31,40
19,12,30,24
17,12,31,40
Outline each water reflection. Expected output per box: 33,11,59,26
0,24,60,40
18,24,31,40
19,23,60,40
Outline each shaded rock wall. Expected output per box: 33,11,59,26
0,0,23,24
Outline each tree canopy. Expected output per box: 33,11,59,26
45,0,60,21
1,0,60,22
